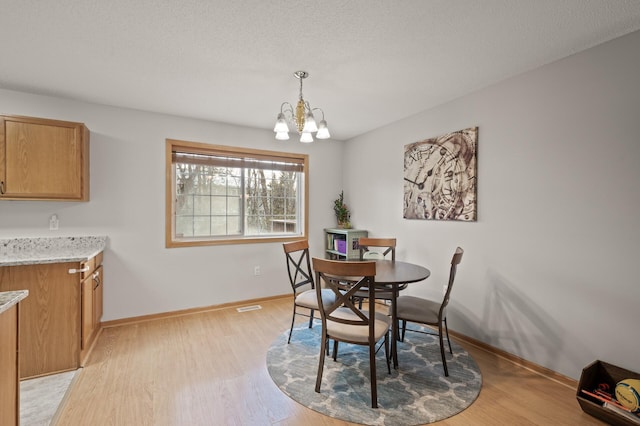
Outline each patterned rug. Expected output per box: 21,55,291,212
266,324,482,425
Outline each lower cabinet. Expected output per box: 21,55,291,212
0,303,20,426
0,252,104,378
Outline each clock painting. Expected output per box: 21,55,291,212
403,126,477,221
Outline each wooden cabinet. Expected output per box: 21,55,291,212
0,303,20,426
0,253,103,378
0,114,90,201
324,228,368,260
81,253,103,354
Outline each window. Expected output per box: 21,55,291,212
166,139,308,247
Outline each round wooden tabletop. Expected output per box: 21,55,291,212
372,260,430,285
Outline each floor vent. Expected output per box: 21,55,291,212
236,305,262,313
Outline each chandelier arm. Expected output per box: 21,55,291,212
312,107,325,121
280,102,294,114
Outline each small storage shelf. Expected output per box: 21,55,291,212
577,360,640,425
324,228,368,260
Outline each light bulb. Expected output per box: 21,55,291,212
275,131,290,140
300,132,314,143
274,113,289,133
302,112,318,133
316,120,330,139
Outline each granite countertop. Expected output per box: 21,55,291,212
0,236,107,267
0,290,29,314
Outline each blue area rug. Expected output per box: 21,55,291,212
266,324,482,425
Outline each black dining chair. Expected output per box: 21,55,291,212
312,257,391,408
396,247,463,376
282,240,335,344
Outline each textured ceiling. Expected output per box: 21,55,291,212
1,0,640,140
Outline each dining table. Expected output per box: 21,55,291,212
369,259,431,368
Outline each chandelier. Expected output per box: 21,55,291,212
273,70,330,143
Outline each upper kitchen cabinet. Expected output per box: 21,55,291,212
0,115,90,201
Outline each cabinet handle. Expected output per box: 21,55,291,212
93,273,101,289
0,181,4,194
68,265,91,274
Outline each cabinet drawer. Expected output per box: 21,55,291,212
80,257,95,280
79,252,103,279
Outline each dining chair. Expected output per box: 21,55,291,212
358,237,396,261
283,240,336,344
355,237,401,308
312,257,391,409
396,247,464,376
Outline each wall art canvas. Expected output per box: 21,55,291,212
403,126,477,221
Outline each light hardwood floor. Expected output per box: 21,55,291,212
56,297,604,425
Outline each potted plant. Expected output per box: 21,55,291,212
333,191,351,228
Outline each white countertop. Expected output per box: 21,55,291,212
0,236,107,266
0,290,29,314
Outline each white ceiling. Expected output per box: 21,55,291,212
2,0,640,140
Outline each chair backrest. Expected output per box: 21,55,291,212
358,237,396,261
440,247,464,316
283,240,314,294
312,257,377,331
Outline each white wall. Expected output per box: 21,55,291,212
344,30,640,379
0,91,343,321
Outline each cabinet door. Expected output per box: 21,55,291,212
81,263,103,351
81,275,94,350
94,265,103,325
0,263,81,378
0,115,89,201
0,304,19,426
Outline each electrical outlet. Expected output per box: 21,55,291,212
254,266,261,276
49,214,59,231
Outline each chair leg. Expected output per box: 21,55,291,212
369,341,378,408
308,309,314,328
444,317,453,354
332,340,339,361
316,335,328,393
287,305,297,344
439,322,449,377
384,331,391,374
400,319,407,342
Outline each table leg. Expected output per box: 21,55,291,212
391,285,399,369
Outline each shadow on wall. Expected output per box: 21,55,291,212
450,268,592,377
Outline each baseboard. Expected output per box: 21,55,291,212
448,329,578,389
101,294,291,328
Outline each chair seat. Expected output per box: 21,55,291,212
396,295,441,324
295,288,335,309
327,307,391,343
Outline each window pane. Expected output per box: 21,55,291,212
211,196,227,212
227,196,241,215
193,216,211,236
176,194,193,215
193,195,211,215
176,216,194,237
